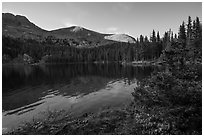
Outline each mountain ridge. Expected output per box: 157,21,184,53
2,13,136,47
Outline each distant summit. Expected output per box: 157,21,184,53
104,34,136,43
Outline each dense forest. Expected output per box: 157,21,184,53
3,16,201,64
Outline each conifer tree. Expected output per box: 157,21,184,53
171,32,174,42
187,16,192,45
195,17,202,41
139,35,144,43
192,17,202,48
178,21,186,47
192,20,196,40
136,38,139,45
150,30,156,43
156,31,160,43
144,36,149,43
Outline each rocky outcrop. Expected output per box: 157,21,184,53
104,34,136,43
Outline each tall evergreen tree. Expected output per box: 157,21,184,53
139,35,144,43
178,21,186,47
136,38,139,45
156,31,160,43
187,16,192,46
171,32,174,42
192,17,202,49
150,30,156,43
195,17,202,40
162,31,170,50
192,20,196,40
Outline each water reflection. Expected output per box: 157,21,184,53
3,64,155,90
3,63,156,110
2,63,159,131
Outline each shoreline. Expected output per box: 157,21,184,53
2,60,165,66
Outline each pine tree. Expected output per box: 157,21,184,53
136,38,139,45
192,17,202,48
144,36,149,43
171,32,174,42
178,21,186,47
139,35,144,43
156,31,160,43
150,30,156,43
195,17,202,41
162,31,170,50
187,16,192,46
192,20,196,40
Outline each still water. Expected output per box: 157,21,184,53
2,63,159,132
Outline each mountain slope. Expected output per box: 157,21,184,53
2,13,47,40
2,13,136,47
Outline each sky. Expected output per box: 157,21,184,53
2,2,202,38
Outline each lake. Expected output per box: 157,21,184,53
2,63,160,132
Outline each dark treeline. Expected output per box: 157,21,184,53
2,16,202,64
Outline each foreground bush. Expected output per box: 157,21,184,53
132,70,202,134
